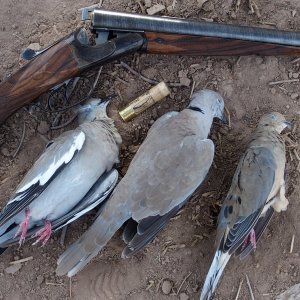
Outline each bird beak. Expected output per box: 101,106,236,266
284,120,292,130
221,112,228,125
99,99,111,109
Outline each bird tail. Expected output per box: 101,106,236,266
199,250,231,300
56,200,130,277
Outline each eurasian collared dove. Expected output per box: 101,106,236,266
56,89,226,277
0,99,122,250
200,112,291,300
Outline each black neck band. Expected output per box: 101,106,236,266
188,106,204,114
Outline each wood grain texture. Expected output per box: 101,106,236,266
0,37,80,124
145,32,300,56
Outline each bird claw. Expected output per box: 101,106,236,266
32,220,52,246
14,207,30,246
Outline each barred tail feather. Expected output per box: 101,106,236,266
200,250,231,300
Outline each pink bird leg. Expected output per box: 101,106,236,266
242,228,257,250
14,207,30,246
249,229,257,249
32,220,52,246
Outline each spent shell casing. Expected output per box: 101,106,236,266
119,82,170,122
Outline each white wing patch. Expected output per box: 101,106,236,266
12,131,85,197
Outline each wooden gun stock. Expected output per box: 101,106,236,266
0,31,144,124
0,32,80,124
145,32,300,56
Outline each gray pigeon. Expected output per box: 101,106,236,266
200,112,291,300
0,99,122,249
56,89,226,277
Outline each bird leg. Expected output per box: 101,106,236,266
14,207,30,246
242,229,257,249
32,220,52,246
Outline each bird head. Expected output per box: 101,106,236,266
188,89,226,123
258,112,291,133
77,98,110,124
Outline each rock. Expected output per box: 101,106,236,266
197,0,208,8
291,93,299,100
28,43,41,51
5,263,22,274
37,120,50,134
147,4,165,15
276,283,300,299
144,0,152,8
36,275,44,285
180,292,189,300
292,73,299,79
161,280,173,294
1,147,10,157
180,77,191,87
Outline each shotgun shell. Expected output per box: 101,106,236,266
119,82,170,122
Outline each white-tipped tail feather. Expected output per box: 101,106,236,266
200,250,231,300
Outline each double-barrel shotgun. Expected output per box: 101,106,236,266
1,8,300,124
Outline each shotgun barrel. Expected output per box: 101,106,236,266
85,9,300,47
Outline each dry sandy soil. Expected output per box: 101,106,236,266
0,0,300,299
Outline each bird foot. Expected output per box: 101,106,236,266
32,220,52,246
14,207,30,246
242,229,257,249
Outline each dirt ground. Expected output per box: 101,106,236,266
0,0,300,299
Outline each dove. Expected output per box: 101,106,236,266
0,98,122,251
56,89,226,277
200,112,291,300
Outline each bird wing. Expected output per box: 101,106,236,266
216,146,276,254
0,129,86,226
118,135,214,256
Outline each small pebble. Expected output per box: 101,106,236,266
147,4,165,15
270,87,276,95
180,292,189,300
1,147,10,157
37,121,50,135
291,93,299,100
36,275,44,286
161,280,173,295
292,73,299,79
5,263,22,274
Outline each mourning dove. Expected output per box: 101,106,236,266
0,99,122,250
200,112,291,300
56,89,226,277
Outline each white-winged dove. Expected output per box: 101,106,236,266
0,99,122,250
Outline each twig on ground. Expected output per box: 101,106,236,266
290,234,295,253
70,277,72,299
189,80,196,99
269,79,299,85
245,275,255,300
292,57,300,64
13,122,26,158
224,106,231,129
235,279,244,300
177,272,192,295
60,225,68,246
10,256,33,264
51,114,78,130
120,62,183,87
116,88,124,103
137,0,146,13
45,282,65,286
